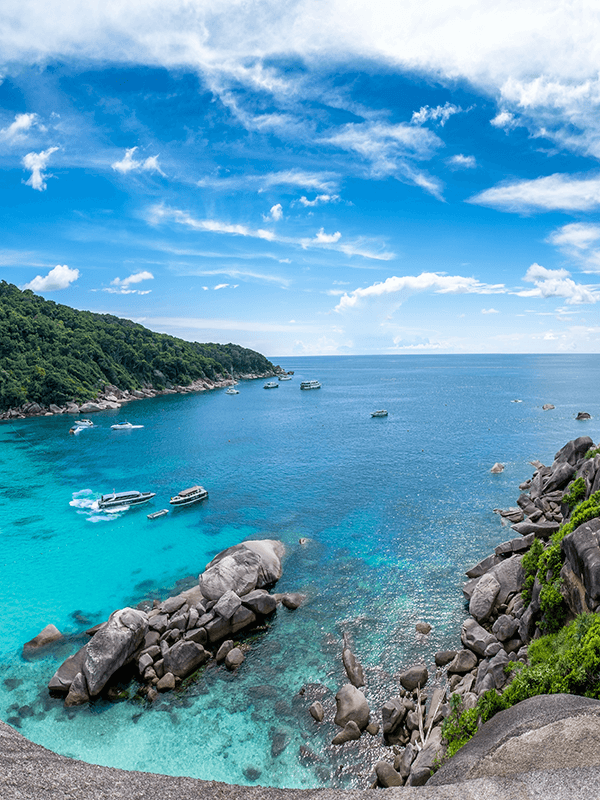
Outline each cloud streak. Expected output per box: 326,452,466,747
469,173,600,213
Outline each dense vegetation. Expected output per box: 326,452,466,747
0,281,275,409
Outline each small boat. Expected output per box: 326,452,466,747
147,508,169,520
74,419,94,427
111,421,143,430
170,485,209,506
300,380,321,390
371,410,388,418
278,375,292,381
98,490,156,510
69,425,85,435
225,387,239,395
264,381,279,389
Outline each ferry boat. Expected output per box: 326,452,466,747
371,410,388,417
98,490,156,510
170,485,209,507
264,381,279,389
300,380,321,390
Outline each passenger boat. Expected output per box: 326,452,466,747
169,485,209,506
264,381,279,389
300,380,321,390
98,490,156,510
371,410,388,417
147,508,169,520
225,387,239,394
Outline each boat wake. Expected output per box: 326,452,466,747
69,490,126,522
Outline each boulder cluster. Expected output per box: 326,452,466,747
0,372,276,420
45,539,300,706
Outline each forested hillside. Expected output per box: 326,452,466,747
0,281,275,410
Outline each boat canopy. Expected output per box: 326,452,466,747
178,485,204,497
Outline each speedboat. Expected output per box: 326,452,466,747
225,387,239,394
147,508,169,520
98,490,156,510
111,421,143,430
170,485,208,506
300,380,321,390
278,375,292,381
74,419,94,427
264,381,279,389
371,410,388,417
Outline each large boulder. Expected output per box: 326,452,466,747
400,665,428,691
334,684,370,730
83,608,148,696
461,617,497,657
48,647,87,694
553,437,594,467
23,624,63,656
469,572,500,621
199,540,284,601
164,640,209,678
561,517,600,610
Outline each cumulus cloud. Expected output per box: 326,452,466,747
411,103,462,127
268,203,282,221
469,173,600,213
22,147,59,191
23,264,79,291
298,194,340,207
112,147,165,176
105,270,154,294
447,154,477,169
313,228,341,244
336,272,505,312
481,308,499,314
1,112,39,141
514,263,600,304
490,111,518,130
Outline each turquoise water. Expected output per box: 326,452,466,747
1,354,598,788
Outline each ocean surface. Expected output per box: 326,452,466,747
1,354,598,789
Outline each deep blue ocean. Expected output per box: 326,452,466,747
1,354,598,788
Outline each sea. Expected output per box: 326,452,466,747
0,354,598,789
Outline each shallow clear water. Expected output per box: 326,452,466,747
1,354,598,788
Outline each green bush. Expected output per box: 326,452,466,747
563,477,587,509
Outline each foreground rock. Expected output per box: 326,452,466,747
22,624,62,656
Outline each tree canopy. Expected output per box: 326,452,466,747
0,281,275,409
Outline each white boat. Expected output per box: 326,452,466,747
98,490,156,510
371,410,388,417
300,380,321,390
170,485,208,506
147,508,169,520
264,381,279,389
110,421,143,430
225,387,239,395
74,419,94,427
278,375,292,381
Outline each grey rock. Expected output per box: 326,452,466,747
184,628,207,646
488,555,525,606
542,403,555,411
469,572,501,621
163,640,209,678
447,649,478,674
366,722,380,735
216,640,234,664
331,720,361,745
231,605,256,634
148,614,169,634
543,461,576,493
490,462,504,473
64,672,90,707
400,665,428,691
465,553,501,579
454,674,475,696
375,761,403,787
200,539,284,601
484,642,502,658
342,634,365,688
225,647,245,670
334,684,370,730
168,612,188,632
138,653,154,674
213,590,242,620
554,436,594,466
461,617,498,657
23,624,63,655
281,593,305,610
381,698,407,736
406,727,444,786
143,631,160,648
156,672,176,692
415,622,432,634
435,650,457,667
576,411,592,420
398,742,417,778
406,710,420,731
488,649,510,690
561,517,600,607
83,608,148,696
186,607,199,630
160,595,187,615
205,615,233,643
309,701,324,722
241,589,277,616
492,614,520,642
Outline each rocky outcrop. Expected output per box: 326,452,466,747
199,540,284,601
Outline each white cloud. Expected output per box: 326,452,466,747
1,112,38,141
268,203,282,221
447,154,477,169
336,272,506,312
23,264,79,291
112,147,164,176
490,111,518,130
298,194,339,207
481,308,499,314
313,228,341,244
150,204,276,241
22,147,59,191
199,170,339,194
105,270,154,294
514,263,600,305
548,222,600,250
469,173,600,213
411,103,462,127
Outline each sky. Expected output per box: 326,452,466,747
2,1,600,356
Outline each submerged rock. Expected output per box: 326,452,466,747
23,624,63,656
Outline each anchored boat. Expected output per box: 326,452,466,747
170,485,209,507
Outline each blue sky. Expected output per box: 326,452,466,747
2,1,600,356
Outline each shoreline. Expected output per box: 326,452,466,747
0,371,277,422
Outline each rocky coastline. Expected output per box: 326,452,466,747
0,370,278,421
17,434,600,790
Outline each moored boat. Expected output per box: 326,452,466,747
371,410,388,417
225,387,239,394
264,381,279,389
278,375,292,381
98,490,156,510
147,508,169,520
73,419,94,427
170,485,209,506
300,380,321,390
